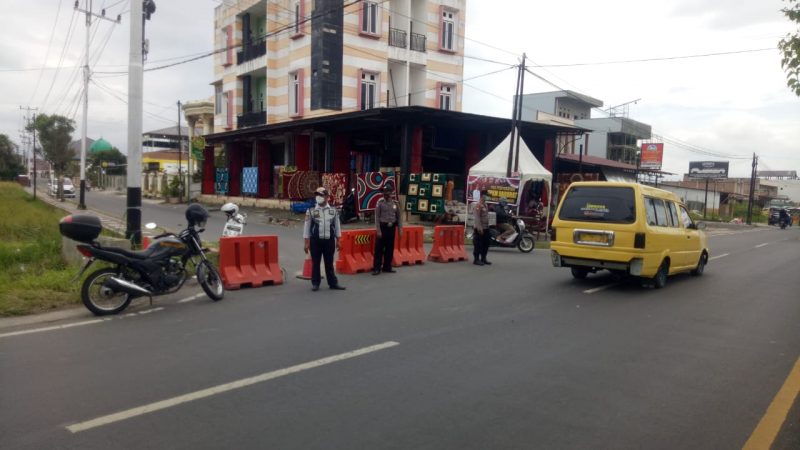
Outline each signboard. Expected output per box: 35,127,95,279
640,143,664,170
466,175,521,206
688,161,728,179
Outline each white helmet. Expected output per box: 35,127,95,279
221,202,239,216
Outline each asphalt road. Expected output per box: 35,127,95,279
2,195,799,449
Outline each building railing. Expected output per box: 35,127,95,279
237,110,266,129
236,35,267,65
410,32,426,52
389,28,407,48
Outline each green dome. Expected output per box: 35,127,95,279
90,138,113,153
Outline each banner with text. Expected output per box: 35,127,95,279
467,175,521,205
640,143,664,170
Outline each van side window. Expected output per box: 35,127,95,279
644,197,657,226
654,199,669,226
680,206,694,228
667,202,680,228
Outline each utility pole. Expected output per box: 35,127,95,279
19,106,38,199
75,0,121,210
507,58,523,177
513,53,527,174
746,153,758,225
127,0,156,246
177,100,183,203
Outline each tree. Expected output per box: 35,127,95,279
779,0,800,96
25,114,75,200
91,147,127,175
0,134,24,181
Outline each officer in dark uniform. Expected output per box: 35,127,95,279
303,187,346,291
372,185,402,275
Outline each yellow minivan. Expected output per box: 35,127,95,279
550,182,709,288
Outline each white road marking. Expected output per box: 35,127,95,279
755,243,769,248
0,318,109,339
138,307,164,315
583,283,618,294
66,341,400,433
178,293,205,304
709,253,730,261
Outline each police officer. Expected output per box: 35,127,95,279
303,187,346,291
473,190,491,266
372,185,402,275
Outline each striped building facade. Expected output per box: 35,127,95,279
212,0,466,132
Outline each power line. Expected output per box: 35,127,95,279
39,9,78,110
28,0,65,105
535,48,775,68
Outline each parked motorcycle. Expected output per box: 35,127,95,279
59,204,224,316
221,202,247,237
487,217,536,253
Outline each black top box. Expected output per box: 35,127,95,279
59,214,102,243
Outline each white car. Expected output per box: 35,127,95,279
50,178,76,198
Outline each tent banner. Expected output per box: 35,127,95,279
467,175,520,205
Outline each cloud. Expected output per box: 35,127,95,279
670,0,787,30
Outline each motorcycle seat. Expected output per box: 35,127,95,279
96,244,157,260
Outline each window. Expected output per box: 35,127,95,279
289,70,304,117
215,85,223,114
360,1,379,35
680,206,694,229
644,197,669,226
360,71,378,110
667,202,680,228
558,186,636,224
440,9,455,51
291,1,306,38
438,83,454,110
644,197,657,225
223,26,233,66
654,198,668,226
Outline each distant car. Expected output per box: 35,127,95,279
767,207,782,226
50,178,76,198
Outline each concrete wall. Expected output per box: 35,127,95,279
760,179,800,204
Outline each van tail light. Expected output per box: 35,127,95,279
77,246,93,257
634,232,646,249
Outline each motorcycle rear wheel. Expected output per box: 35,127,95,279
197,260,224,301
81,268,132,316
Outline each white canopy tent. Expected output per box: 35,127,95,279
468,131,552,232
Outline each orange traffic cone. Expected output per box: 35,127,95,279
295,253,322,280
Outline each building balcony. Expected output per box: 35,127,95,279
237,110,266,129
389,28,407,48
410,32,426,52
236,36,267,65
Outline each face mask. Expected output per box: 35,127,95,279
316,196,326,205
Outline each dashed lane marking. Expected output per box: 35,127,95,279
583,283,619,294
178,293,205,304
66,341,401,433
755,243,769,248
709,253,729,261
0,308,164,340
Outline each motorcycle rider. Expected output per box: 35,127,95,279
779,208,791,228
493,197,514,243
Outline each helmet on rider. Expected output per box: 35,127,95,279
221,202,239,217
185,204,209,227
499,197,508,206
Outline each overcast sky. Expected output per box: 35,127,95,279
1,0,798,178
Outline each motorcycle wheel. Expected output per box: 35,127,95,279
197,260,224,301
81,268,133,316
518,235,535,253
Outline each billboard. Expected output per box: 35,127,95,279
688,161,729,179
640,143,664,169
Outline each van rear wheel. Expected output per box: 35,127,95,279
691,253,707,276
651,261,668,289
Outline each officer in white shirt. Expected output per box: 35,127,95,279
303,187,346,291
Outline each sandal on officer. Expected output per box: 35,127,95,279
372,185,402,275
303,187,346,291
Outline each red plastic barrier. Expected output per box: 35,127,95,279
335,229,376,274
392,225,425,267
218,235,283,290
427,225,468,263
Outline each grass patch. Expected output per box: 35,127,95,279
0,182,81,316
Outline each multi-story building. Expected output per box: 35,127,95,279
213,0,466,132
520,90,652,166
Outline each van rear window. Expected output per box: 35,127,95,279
558,186,636,223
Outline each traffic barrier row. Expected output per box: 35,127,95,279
218,235,283,290
427,225,468,263
392,225,425,267
335,229,377,274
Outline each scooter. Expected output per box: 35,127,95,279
487,217,536,253
221,202,247,237
779,216,789,230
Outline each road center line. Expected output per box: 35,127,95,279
709,253,729,261
743,357,800,450
755,243,769,248
66,340,401,433
178,293,205,304
583,283,618,294
0,318,108,339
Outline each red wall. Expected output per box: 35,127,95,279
295,134,310,171
228,144,242,197
202,147,214,195
411,126,423,173
257,140,271,198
